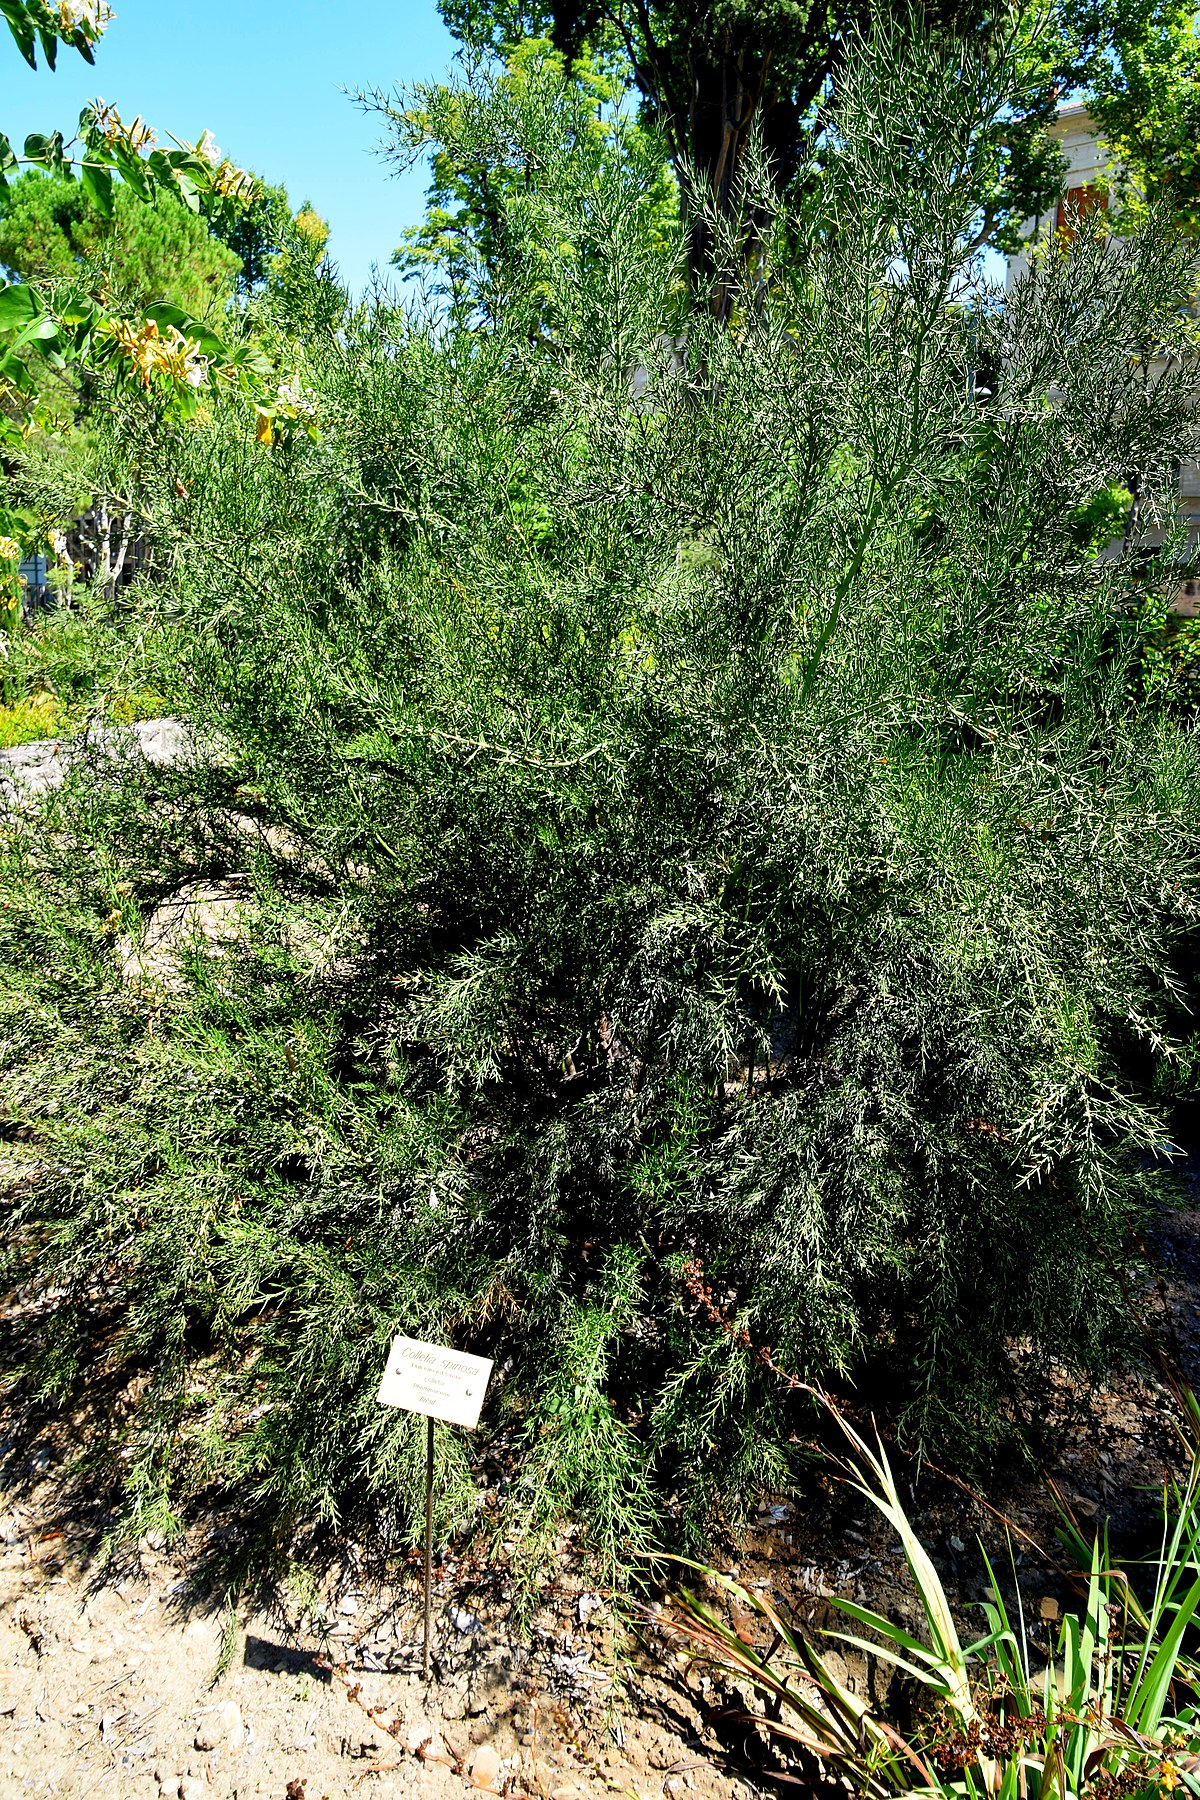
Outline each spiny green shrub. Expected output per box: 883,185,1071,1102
3,26,1200,1576
0,581,168,736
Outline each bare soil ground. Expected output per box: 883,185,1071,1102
0,1487,749,1800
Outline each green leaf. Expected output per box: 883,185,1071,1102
1128,1574,1200,1735
0,283,40,331
110,145,152,201
0,2,38,68
79,161,114,218
22,131,64,170
174,172,202,213
0,350,36,394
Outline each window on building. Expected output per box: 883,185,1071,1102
1055,184,1109,238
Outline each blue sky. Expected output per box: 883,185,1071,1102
3,0,458,295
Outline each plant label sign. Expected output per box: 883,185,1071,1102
377,1337,494,1430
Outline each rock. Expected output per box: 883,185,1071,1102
949,1536,966,1553
338,1595,360,1616
450,1606,483,1635
470,1746,502,1789
577,1593,602,1624
179,1780,207,1800
0,718,195,806
119,880,251,993
193,1699,243,1752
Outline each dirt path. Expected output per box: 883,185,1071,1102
0,1500,745,1800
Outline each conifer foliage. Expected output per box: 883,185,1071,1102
3,28,1200,1569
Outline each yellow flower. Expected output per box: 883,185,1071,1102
90,99,156,154
187,134,259,204
0,537,20,562
212,160,260,203
58,1,113,39
111,317,209,392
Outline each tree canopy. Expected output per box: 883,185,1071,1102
0,168,242,315
202,172,330,297
1088,2,1200,234
438,0,1200,284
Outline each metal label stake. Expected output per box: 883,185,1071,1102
423,1415,435,1680
376,1335,495,1684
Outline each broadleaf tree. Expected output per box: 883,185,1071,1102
436,0,1200,302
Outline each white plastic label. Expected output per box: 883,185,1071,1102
377,1336,494,1430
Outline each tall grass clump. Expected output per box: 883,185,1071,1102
671,1396,1200,1797
3,25,1200,1573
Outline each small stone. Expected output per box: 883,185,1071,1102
470,1746,502,1789
949,1536,966,1554
1039,1596,1060,1624
338,1595,359,1616
179,1780,207,1800
577,1593,602,1624
450,1607,482,1635
193,1699,243,1752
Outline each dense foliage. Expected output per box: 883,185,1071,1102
0,169,243,314
438,0,1200,276
675,1395,1200,1798
3,26,1200,1582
